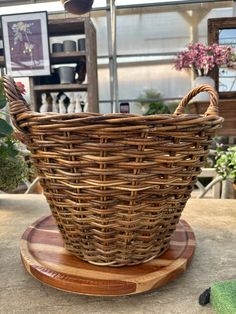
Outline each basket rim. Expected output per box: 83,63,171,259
17,111,224,121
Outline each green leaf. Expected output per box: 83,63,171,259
0,136,19,158
0,118,13,137
0,97,7,109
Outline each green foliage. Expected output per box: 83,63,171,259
0,118,13,137
0,79,28,192
137,89,163,104
215,145,236,183
136,88,178,115
0,98,7,110
0,136,19,158
144,102,170,115
0,137,28,192
0,77,6,109
0,78,13,137
0,155,28,192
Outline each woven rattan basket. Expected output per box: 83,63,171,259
3,75,223,267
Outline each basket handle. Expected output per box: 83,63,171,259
174,84,219,116
3,75,31,133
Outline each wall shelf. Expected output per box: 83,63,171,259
50,52,87,65
33,83,88,91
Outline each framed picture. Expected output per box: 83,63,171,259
208,17,236,98
120,102,130,113
1,11,51,77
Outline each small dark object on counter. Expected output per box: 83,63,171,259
199,288,211,306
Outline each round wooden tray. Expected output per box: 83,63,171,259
20,215,195,296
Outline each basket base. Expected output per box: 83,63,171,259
20,215,195,296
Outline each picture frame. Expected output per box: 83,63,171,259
208,17,236,99
120,102,130,113
1,11,51,77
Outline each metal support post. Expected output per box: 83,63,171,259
106,0,119,113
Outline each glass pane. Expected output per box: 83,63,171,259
219,28,236,92
116,12,190,55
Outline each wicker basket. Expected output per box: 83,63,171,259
3,75,223,267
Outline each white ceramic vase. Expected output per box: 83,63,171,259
192,76,215,102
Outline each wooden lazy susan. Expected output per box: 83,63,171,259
20,215,196,296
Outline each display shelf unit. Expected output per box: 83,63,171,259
0,17,99,113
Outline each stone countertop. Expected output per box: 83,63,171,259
0,195,235,314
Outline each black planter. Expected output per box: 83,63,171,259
52,43,63,53
78,38,86,51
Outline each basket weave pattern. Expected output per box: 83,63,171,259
4,76,223,266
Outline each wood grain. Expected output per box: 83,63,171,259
20,215,195,296
190,100,236,136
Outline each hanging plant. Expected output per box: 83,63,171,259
61,0,94,15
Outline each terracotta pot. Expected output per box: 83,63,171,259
61,0,94,15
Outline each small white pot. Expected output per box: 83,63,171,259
192,76,215,102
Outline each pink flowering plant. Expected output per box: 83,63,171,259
175,42,235,76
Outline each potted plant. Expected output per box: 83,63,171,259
0,78,28,192
214,144,236,198
215,145,236,190
136,89,177,115
174,42,235,100
175,42,235,76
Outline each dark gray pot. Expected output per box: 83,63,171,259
78,38,86,51
58,66,75,84
63,40,76,52
52,43,63,53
